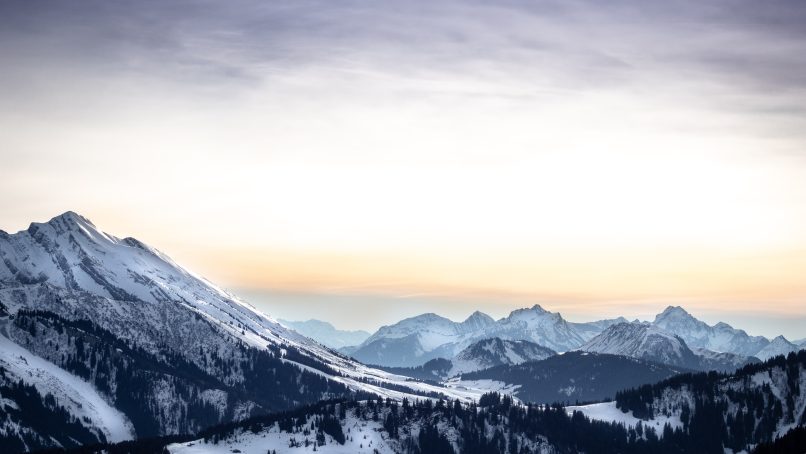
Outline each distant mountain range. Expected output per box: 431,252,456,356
578,321,759,372
344,305,626,367
279,319,370,349
652,305,770,356
345,303,802,370
373,337,556,380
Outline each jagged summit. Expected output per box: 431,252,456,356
25,210,117,245
754,335,800,361
462,310,495,327
40,210,96,230
651,305,770,357
579,321,700,369
448,336,556,375
653,305,693,322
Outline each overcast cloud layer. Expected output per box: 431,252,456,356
1,0,805,337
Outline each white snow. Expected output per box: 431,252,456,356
754,336,800,361
444,378,522,399
167,412,395,454
0,331,135,443
566,401,682,435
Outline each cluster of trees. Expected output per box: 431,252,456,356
51,391,785,454
0,366,104,452
753,426,806,454
8,309,368,446
615,350,805,451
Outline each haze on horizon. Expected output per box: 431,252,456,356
1,1,805,338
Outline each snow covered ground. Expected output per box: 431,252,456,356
566,402,682,435
443,378,522,399
0,331,135,443
167,414,395,454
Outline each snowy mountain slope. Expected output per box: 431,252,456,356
448,337,556,376
0,330,134,451
652,306,770,357
483,304,587,353
578,322,701,369
754,335,801,361
578,322,759,372
170,411,395,454
63,356,806,454
0,212,485,451
0,330,133,442
566,401,682,435
352,305,623,368
165,399,562,454
613,351,806,451
279,319,370,350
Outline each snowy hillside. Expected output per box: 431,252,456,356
0,212,483,452
279,319,370,350
164,398,564,454
610,350,806,452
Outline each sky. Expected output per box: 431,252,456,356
1,0,805,338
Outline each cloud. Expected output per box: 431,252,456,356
1,0,805,325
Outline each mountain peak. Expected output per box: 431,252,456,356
50,210,96,228
28,211,100,236
662,305,689,315
463,310,494,325
653,305,695,323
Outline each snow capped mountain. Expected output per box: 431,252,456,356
0,332,135,447
652,306,769,356
462,310,497,331
351,304,621,367
363,312,493,351
279,319,370,349
486,304,586,352
754,335,801,361
0,212,482,451
578,322,700,369
448,337,556,376
349,312,495,367
579,321,760,372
